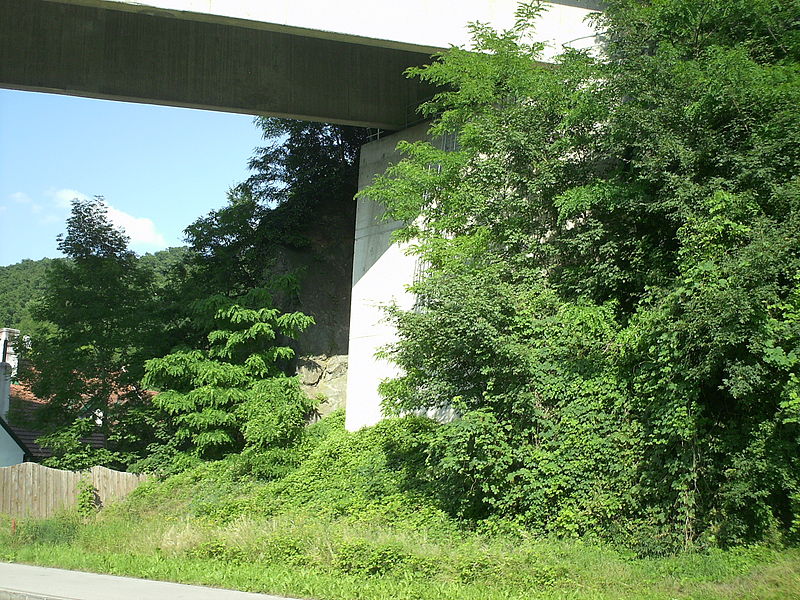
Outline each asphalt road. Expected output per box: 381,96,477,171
0,563,299,600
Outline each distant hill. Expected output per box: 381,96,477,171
0,258,56,330
0,247,189,332
139,246,191,288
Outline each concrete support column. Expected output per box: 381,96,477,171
345,124,430,431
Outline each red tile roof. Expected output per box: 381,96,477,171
9,383,45,405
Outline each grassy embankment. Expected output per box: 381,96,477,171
1,412,798,600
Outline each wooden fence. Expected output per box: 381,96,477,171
0,462,148,518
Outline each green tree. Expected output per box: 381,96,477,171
0,258,58,334
21,196,163,467
164,118,369,357
181,118,369,297
363,0,800,551
142,288,315,462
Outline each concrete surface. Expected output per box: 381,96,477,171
0,0,601,128
39,0,603,56
0,563,297,600
0,0,435,129
345,124,430,431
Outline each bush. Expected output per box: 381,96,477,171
334,540,436,578
362,0,800,550
15,513,82,546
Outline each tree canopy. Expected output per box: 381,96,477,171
0,258,57,332
181,119,369,297
12,199,155,466
363,0,800,551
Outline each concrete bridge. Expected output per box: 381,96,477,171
0,0,601,430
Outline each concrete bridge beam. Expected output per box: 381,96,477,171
0,0,437,129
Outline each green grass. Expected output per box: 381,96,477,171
1,413,798,599
2,512,798,600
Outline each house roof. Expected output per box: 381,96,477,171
7,382,107,461
6,424,106,461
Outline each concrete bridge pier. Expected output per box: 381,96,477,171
346,123,430,430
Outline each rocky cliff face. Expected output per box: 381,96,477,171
269,189,355,410
297,354,348,417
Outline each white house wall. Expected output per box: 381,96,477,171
0,429,24,467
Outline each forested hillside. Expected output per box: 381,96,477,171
0,258,55,330
0,249,187,333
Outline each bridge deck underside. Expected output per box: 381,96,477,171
0,0,437,129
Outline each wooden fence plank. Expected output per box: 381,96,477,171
0,463,147,518
27,464,34,516
0,466,8,515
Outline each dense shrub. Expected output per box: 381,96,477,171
363,0,800,551
141,287,315,463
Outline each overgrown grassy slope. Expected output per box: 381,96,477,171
2,412,798,600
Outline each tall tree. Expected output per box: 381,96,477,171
163,118,369,356
21,196,162,467
181,118,369,296
135,119,368,465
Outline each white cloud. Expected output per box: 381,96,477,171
16,188,167,250
9,192,31,204
49,188,90,210
105,204,167,248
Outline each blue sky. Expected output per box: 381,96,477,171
0,89,266,266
